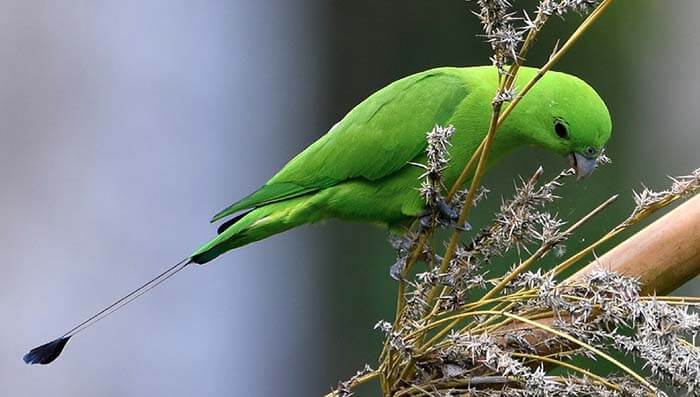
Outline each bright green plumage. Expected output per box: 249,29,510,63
191,66,612,264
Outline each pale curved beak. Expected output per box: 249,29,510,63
567,152,597,180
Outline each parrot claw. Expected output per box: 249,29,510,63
437,199,473,231
436,200,460,222
423,198,470,231
419,198,460,230
419,214,433,230
454,222,472,232
390,258,407,281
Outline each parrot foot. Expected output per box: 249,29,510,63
420,198,471,231
390,258,407,281
454,222,472,232
436,199,459,222
419,214,434,230
438,199,472,231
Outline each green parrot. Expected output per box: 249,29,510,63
24,65,612,365
190,65,611,263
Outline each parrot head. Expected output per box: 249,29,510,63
510,68,612,179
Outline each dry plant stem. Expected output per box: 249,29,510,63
419,292,698,357
573,193,700,294
418,290,538,350
396,377,598,397
391,108,504,387
403,309,657,392
494,193,700,360
385,234,428,391
490,293,700,335
391,114,503,391
487,174,698,334
482,193,619,302
396,190,700,392
394,234,430,320
508,315,654,392
511,352,620,392
324,371,380,397
422,193,618,346
394,129,482,318
482,191,699,336
394,377,524,397
551,179,691,278
425,103,504,307
445,23,541,196
498,0,616,125
447,143,483,199
642,296,700,303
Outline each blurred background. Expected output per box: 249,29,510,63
0,1,696,396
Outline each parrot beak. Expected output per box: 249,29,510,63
567,152,598,180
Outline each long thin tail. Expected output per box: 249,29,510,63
23,258,191,365
24,195,320,365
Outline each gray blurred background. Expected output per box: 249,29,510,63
0,1,697,396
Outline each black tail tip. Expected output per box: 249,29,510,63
23,336,71,365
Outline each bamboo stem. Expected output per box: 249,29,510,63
571,194,700,295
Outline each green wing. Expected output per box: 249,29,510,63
211,67,470,222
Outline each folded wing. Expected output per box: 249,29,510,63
212,68,470,222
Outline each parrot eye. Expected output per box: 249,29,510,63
584,146,597,157
554,119,569,139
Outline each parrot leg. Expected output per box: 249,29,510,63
389,251,445,281
439,199,473,231
453,221,472,232
436,199,459,222
417,201,455,229
419,198,472,231
419,214,434,230
388,231,445,280
388,233,413,280
389,258,406,281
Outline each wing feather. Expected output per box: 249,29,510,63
212,68,469,222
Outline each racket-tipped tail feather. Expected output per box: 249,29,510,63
23,336,71,365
